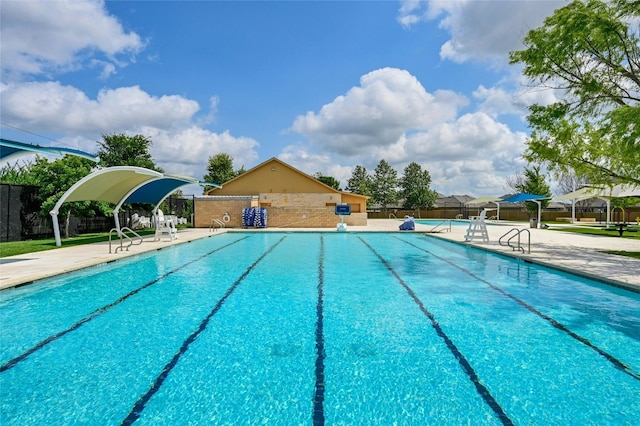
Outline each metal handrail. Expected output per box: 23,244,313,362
499,228,520,246
108,227,144,253
121,227,143,245
429,219,452,233
508,229,530,254
109,228,130,253
210,218,226,232
499,228,530,254
389,213,398,219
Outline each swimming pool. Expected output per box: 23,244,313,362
1,232,639,425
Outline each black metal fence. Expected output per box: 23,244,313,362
1,184,194,242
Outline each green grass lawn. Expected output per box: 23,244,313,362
0,229,157,258
547,224,640,259
550,225,640,239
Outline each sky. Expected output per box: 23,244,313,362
0,0,567,197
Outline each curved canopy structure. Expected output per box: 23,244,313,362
1,138,98,163
553,184,640,224
50,166,219,246
465,196,501,221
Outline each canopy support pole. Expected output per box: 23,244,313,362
51,211,62,247
113,208,122,236
534,200,542,226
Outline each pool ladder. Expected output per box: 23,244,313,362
210,218,226,232
429,219,452,233
499,228,530,254
109,227,143,253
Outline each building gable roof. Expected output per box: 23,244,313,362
207,157,368,200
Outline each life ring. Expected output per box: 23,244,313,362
222,213,230,223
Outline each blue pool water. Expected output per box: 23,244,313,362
1,232,639,425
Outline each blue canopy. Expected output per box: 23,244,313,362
0,138,98,162
500,193,549,203
122,175,198,206
500,193,549,227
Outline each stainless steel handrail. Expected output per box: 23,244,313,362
108,226,143,253
429,219,452,233
210,218,226,232
499,227,530,253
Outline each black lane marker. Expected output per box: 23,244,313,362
358,236,514,426
399,236,640,382
121,236,287,425
312,235,326,426
0,236,250,373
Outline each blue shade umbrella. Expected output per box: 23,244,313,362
500,193,549,203
500,193,550,226
0,138,98,162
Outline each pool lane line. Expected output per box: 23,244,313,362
313,235,326,426
358,236,514,426
398,236,640,382
0,236,251,374
121,236,287,425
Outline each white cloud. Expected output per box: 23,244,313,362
0,81,259,184
287,67,529,196
290,67,466,156
0,0,144,79
139,126,260,180
398,0,565,65
0,82,199,133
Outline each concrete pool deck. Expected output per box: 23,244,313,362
1,219,638,292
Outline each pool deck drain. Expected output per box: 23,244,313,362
1,219,638,292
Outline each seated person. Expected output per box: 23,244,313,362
399,215,415,231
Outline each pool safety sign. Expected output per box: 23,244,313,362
335,204,350,231
335,204,351,215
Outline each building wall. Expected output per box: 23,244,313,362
194,195,367,228
265,207,367,227
194,197,256,228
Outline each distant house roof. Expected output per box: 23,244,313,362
434,194,474,208
0,138,98,163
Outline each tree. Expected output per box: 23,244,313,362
346,165,372,197
399,162,438,218
314,173,341,190
509,165,552,219
557,170,591,219
346,165,373,208
371,159,398,214
97,133,162,171
0,160,39,185
509,0,640,185
29,155,107,237
203,153,243,192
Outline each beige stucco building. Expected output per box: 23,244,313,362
194,157,368,228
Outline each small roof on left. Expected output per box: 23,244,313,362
0,138,98,163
